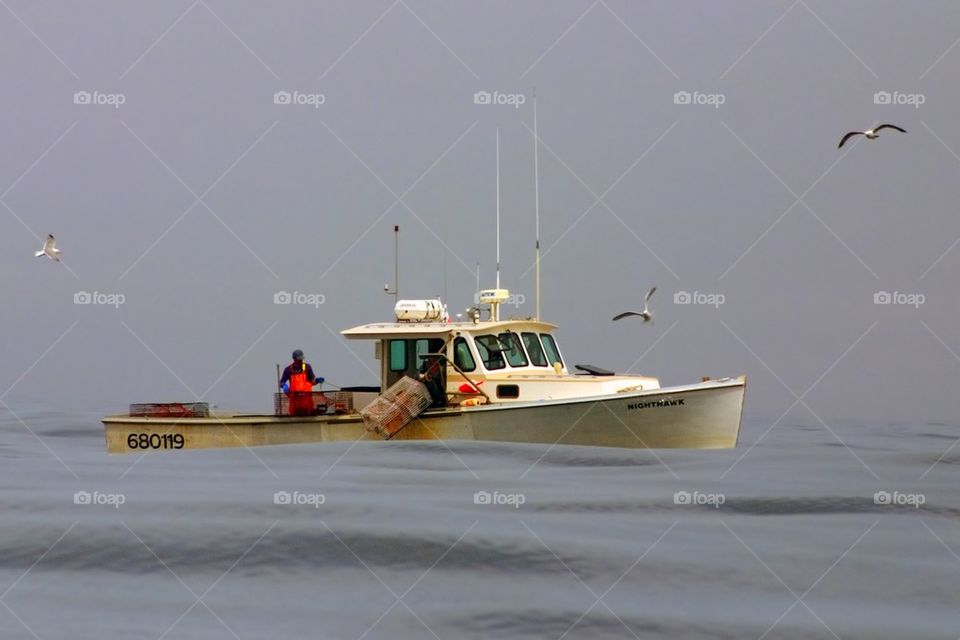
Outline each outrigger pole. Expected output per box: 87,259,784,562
533,90,541,320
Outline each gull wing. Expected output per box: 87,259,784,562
874,124,906,134
838,131,863,149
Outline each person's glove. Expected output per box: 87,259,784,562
315,377,325,385
281,381,290,394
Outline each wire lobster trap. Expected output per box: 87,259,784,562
274,392,331,417
332,391,355,414
360,376,433,439
129,402,209,418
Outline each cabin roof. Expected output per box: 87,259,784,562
341,319,558,340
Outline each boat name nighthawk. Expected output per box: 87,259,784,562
627,398,685,410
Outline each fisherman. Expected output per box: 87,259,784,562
281,350,324,415
418,353,446,407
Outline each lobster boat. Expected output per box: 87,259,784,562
101,289,746,454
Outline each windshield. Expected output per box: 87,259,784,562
475,335,506,370
521,332,548,366
453,337,476,372
498,332,528,367
540,333,563,368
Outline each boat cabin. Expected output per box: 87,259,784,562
342,295,660,407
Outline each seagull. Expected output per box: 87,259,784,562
838,124,906,149
34,234,62,261
612,286,656,323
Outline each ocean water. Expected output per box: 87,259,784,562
1,406,958,639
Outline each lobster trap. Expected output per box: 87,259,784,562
129,402,209,418
274,392,332,417
332,391,355,414
359,376,432,439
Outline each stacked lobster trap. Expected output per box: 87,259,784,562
129,403,209,418
359,376,432,439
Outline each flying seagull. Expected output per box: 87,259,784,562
838,124,906,149
34,234,62,261
612,286,656,323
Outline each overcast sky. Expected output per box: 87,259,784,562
1,1,958,424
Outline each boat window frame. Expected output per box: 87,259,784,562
521,332,549,367
540,333,564,368
474,334,507,371
452,336,477,372
498,332,528,367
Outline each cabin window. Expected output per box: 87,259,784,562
521,332,548,366
414,338,444,370
540,334,563,368
475,335,506,370
389,340,407,372
453,337,476,372
498,332,528,367
496,384,520,399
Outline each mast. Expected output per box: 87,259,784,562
442,217,447,304
495,127,501,294
533,90,541,320
384,224,399,299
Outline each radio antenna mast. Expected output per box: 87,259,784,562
495,127,501,294
384,225,399,299
533,90,541,320
442,218,448,304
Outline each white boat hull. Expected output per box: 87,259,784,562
102,377,745,453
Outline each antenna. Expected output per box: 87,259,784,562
533,90,541,320
384,225,399,299
442,217,448,304
495,127,501,294
474,262,481,321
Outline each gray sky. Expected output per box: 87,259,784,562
2,1,958,423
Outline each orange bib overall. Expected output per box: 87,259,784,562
288,362,313,415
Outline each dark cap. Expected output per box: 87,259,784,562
292,349,304,361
